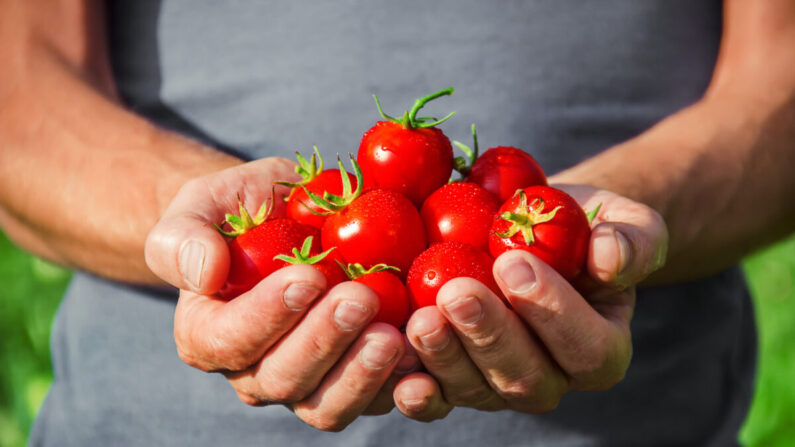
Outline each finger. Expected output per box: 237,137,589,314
226,281,379,404
405,306,504,411
291,323,404,432
361,374,401,416
554,184,668,288
435,278,568,413
174,264,327,372
393,373,454,423
362,335,422,416
145,157,297,294
493,249,633,391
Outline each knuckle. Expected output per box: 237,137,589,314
175,344,206,371
235,390,268,407
496,373,543,401
341,372,381,397
467,323,508,353
255,367,313,403
298,412,350,432
201,334,254,371
447,385,497,408
262,382,309,403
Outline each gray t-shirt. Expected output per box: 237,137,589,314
31,1,756,446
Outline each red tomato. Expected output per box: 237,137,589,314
345,265,410,328
358,88,456,206
286,169,357,229
321,188,427,274
468,146,547,202
274,236,348,288
489,186,590,280
420,182,499,251
406,242,500,310
219,217,319,299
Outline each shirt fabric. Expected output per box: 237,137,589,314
31,1,756,446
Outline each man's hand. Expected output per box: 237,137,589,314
392,185,668,421
145,158,417,431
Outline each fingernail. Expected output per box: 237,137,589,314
443,296,483,326
359,340,398,370
179,240,205,290
616,231,631,274
334,301,373,331
418,326,450,351
283,283,322,311
394,354,421,374
498,260,536,295
399,397,427,411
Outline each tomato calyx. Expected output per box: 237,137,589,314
452,123,479,177
496,190,562,245
301,154,364,215
372,87,457,129
274,145,325,194
339,262,400,280
273,235,337,265
214,193,275,238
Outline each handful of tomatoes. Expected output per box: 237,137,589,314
215,88,598,328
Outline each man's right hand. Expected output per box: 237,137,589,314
144,158,412,431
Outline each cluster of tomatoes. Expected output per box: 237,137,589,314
216,88,596,328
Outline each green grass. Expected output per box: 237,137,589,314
0,230,793,446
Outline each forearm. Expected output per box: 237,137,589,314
0,3,241,283
552,96,794,283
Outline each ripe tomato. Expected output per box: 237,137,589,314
489,186,590,281
321,188,427,274
343,264,410,328
420,182,499,251
216,198,319,299
406,242,500,310
274,236,348,288
358,88,456,206
452,125,547,202
468,147,547,202
286,169,357,229
277,147,359,229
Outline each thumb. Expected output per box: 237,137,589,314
145,209,230,294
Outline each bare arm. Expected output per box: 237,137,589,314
552,0,795,284
0,0,242,284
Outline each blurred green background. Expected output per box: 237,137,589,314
0,230,793,446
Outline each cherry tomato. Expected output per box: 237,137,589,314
468,146,547,202
420,182,499,251
286,169,357,229
358,88,456,206
452,125,547,202
217,200,319,299
344,264,410,328
489,185,590,280
321,188,427,275
274,236,348,288
406,242,500,310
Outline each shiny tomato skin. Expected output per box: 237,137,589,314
489,186,590,281
321,189,426,275
421,182,500,251
467,146,547,202
354,271,410,328
221,219,319,299
358,121,454,206
406,242,500,310
286,169,358,229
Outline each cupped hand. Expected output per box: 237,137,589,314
144,158,415,431
393,185,668,421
